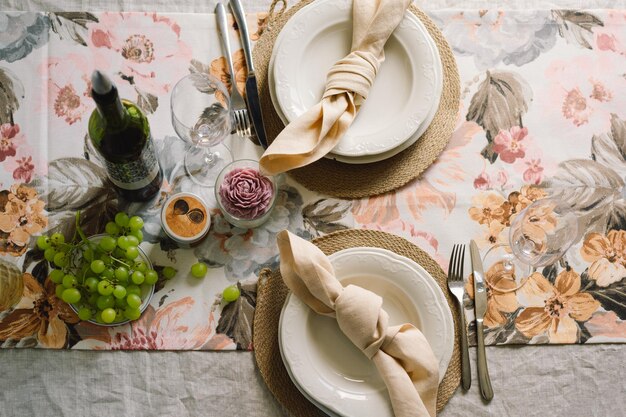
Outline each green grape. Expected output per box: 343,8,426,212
125,246,139,260
126,235,139,247
91,260,105,274
144,270,158,285
61,288,81,304
134,261,147,273
115,297,128,309
131,271,145,285
105,221,120,236
101,268,115,280
85,277,99,293
87,293,99,306
94,311,104,323
115,212,129,227
113,248,126,259
77,307,92,321
117,236,130,250
44,247,57,262
49,269,65,284
99,236,117,252
53,252,69,268
128,216,144,231
115,267,129,281
100,254,113,265
190,262,208,278
162,266,177,279
113,285,127,299
96,294,115,310
97,280,114,296
37,235,51,250
101,308,116,324
126,293,142,309
62,274,77,288
55,284,65,299
83,247,94,262
124,307,141,321
50,232,65,245
129,229,143,242
126,285,141,297
114,309,125,322
222,285,241,302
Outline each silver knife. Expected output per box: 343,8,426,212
470,240,494,401
229,0,269,149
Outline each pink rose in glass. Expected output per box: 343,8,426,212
219,168,274,220
493,126,527,163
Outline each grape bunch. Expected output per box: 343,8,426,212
37,211,176,325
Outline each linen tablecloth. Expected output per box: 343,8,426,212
1,0,625,416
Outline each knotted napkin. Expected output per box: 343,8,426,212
259,0,412,175
277,230,439,417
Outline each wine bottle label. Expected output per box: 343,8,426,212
105,139,160,190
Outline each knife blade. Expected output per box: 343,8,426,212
229,0,269,149
470,240,494,401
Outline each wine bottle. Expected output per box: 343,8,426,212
88,70,163,202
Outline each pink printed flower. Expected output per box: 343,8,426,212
562,87,591,127
594,11,626,56
0,123,20,162
87,13,192,96
523,158,544,185
12,156,35,183
474,172,491,190
473,169,509,190
493,126,527,163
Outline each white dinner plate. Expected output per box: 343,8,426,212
278,247,454,417
270,0,441,158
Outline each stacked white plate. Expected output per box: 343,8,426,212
268,0,444,164
278,247,454,417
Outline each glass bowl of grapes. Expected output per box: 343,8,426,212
38,211,160,326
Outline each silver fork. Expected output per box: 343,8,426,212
216,3,251,138
447,243,471,391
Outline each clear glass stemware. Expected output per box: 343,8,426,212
170,73,233,186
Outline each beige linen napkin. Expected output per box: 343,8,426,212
277,230,439,417
259,0,412,175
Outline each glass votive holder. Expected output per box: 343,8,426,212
215,159,277,229
161,192,211,247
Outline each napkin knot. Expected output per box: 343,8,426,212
323,50,379,100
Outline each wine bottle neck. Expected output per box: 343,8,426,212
92,86,127,129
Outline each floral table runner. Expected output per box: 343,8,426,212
0,9,624,350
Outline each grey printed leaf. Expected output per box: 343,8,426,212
189,59,211,75
552,10,603,50
216,281,256,349
607,200,626,231
135,87,159,114
588,279,626,320
31,157,112,211
0,67,24,124
466,70,532,162
48,12,98,46
302,199,351,237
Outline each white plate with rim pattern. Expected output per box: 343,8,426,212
278,247,454,417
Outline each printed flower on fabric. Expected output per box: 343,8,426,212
437,10,556,69
0,184,47,256
74,297,214,350
493,126,527,164
0,13,50,63
0,274,79,348
515,269,600,343
0,123,23,162
581,230,626,287
194,185,305,280
466,261,519,328
543,54,626,137
45,54,95,126
210,49,247,96
87,13,192,96
594,11,626,57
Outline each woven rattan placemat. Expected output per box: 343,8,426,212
253,1,460,199
253,229,461,416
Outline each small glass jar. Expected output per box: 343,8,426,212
215,159,277,229
161,192,211,247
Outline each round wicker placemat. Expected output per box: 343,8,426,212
253,229,461,416
253,1,460,199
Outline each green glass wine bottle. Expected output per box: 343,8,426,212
88,70,163,202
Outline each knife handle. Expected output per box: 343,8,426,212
229,0,255,73
459,305,471,390
476,320,494,401
216,3,237,79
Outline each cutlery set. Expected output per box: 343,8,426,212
447,241,494,401
215,0,268,148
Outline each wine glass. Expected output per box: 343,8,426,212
171,73,233,186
